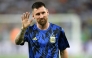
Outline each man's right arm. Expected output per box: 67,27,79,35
15,28,26,45
15,12,33,45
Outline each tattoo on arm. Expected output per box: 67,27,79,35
15,29,26,45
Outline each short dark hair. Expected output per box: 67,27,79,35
32,1,46,10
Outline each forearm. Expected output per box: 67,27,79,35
15,28,26,45
60,49,68,58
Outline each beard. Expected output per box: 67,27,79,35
38,18,47,26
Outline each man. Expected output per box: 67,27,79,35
15,1,70,58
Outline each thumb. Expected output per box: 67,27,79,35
29,18,34,23
30,19,33,23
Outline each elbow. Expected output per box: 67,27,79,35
15,38,24,45
15,39,20,45
15,41,19,45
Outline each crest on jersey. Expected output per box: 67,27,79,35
50,34,56,43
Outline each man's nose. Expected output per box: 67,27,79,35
39,14,44,18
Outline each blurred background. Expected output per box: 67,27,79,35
0,0,92,58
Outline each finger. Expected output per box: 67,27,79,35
26,12,29,19
21,15,23,21
21,15,24,26
28,12,30,19
22,13,25,19
24,13,28,21
24,13,26,19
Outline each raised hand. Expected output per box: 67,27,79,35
21,12,33,29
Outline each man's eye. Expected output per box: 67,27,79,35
42,12,45,14
36,13,40,15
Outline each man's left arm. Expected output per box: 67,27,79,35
60,49,68,58
59,28,70,58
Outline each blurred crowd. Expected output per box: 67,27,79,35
0,0,92,25
0,0,92,15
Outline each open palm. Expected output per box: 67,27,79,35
21,12,33,29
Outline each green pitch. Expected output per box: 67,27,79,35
0,54,28,58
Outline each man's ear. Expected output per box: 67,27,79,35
47,9,49,15
32,15,35,19
32,11,35,19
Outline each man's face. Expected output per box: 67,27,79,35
32,6,49,26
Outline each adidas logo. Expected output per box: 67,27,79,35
32,37,37,40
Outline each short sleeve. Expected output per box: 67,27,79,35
58,28,70,51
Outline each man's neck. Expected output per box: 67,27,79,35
37,22,50,30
